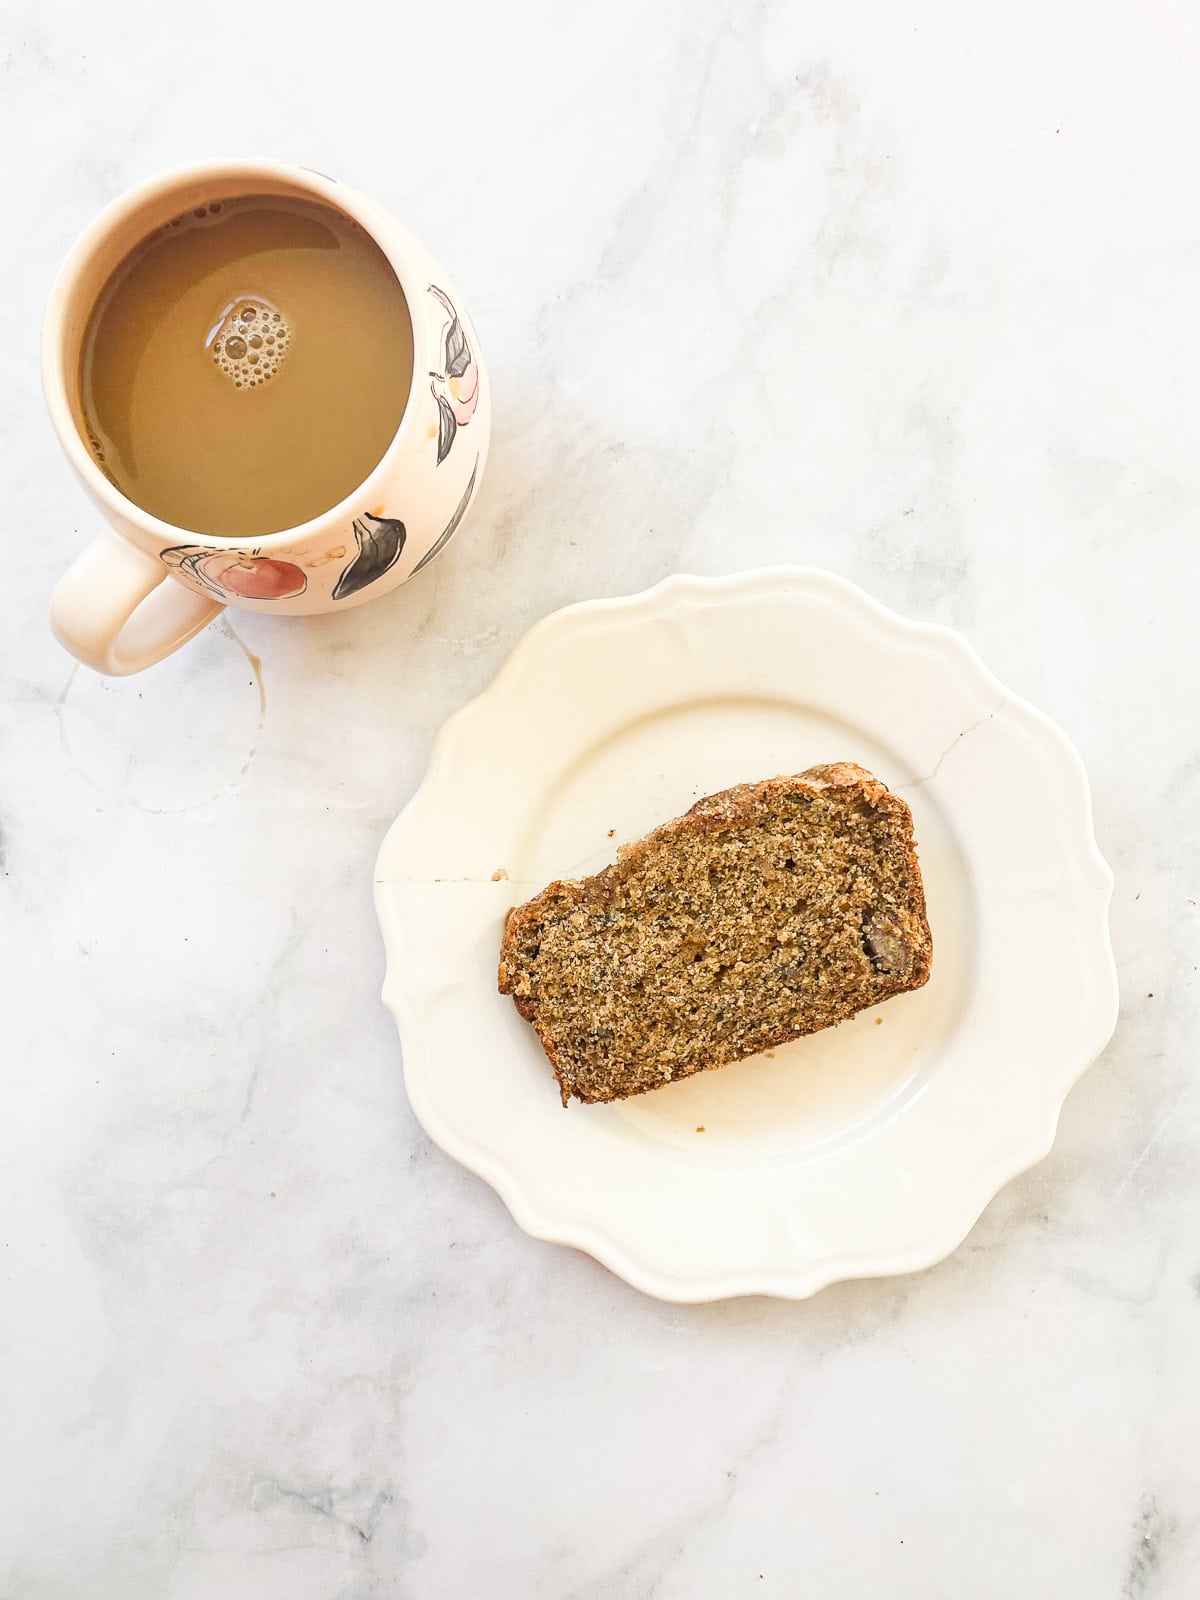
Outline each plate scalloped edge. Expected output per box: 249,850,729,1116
375,568,1120,1302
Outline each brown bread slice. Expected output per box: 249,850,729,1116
497,763,932,1105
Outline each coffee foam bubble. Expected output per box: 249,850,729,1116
209,297,291,388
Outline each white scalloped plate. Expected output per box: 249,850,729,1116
375,570,1118,1301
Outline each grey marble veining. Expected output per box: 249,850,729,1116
2,3,1198,1596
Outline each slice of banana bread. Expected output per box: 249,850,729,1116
497,764,932,1104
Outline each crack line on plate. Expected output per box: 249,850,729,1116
894,696,1010,792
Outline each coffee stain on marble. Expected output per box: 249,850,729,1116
224,619,267,774
54,627,266,812
224,620,266,716
129,619,265,813
53,663,99,792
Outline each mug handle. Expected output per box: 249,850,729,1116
50,530,224,676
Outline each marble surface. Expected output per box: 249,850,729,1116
2,3,1197,1595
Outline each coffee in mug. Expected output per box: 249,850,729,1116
80,195,416,540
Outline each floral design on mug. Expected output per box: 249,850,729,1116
332,513,407,600
411,456,480,577
162,545,308,600
428,285,479,464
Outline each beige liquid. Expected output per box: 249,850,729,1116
79,195,414,538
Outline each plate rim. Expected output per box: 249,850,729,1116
375,567,1119,1301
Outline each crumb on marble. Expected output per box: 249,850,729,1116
492,868,509,882
696,1124,705,1133
607,828,615,838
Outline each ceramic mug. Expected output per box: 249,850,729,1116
43,159,490,675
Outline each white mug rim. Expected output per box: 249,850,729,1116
41,156,430,553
